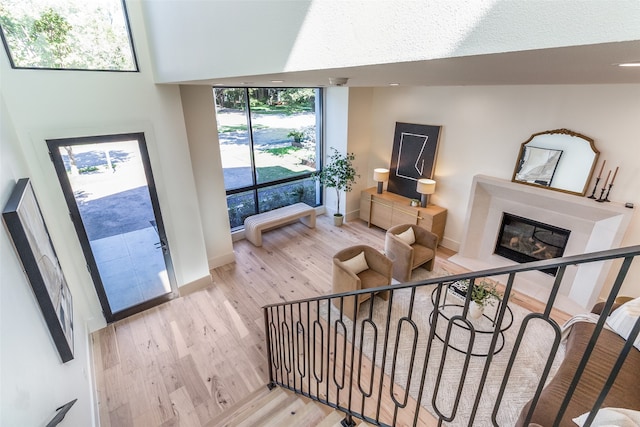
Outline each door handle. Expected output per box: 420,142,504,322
159,239,169,254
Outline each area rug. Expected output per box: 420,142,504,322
322,267,565,426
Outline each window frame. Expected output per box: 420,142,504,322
215,87,324,230
0,0,139,72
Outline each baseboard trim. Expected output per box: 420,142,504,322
440,236,459,252
345,209,360,222
178,274,213,297
86,315,106,333
209,251,236,269
231,229,244,242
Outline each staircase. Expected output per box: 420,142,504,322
260,245,640,427
211,384,369,427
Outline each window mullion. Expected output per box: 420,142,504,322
244,88,260,211
218,87,322,229
316,89,324,207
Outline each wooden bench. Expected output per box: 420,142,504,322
244,203,316,247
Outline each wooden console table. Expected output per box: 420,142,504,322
359,187,447,242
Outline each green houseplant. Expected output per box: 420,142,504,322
314,148,359,226
469,280,502,318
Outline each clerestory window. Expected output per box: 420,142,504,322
0,0,138,71
213,87,323,230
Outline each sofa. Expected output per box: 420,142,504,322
516,301,640,426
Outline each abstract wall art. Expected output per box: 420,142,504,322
3,178,74,363
387,122,442,199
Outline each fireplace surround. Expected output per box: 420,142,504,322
450,175,633,313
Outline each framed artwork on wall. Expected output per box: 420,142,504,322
514,146,563,187
387,122,442,199
2,178,74,363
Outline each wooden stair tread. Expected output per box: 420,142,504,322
211,387,288,427
261,397,307,426
211,385,351,427
234,389,299,427
214,384,273,420
263,399,325,427
315,410,346,427
284,401,330,427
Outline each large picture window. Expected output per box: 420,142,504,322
0,0,137,71
214,88,322,230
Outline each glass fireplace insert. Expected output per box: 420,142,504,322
494,213,570,276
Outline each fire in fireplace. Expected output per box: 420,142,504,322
494,213,570,275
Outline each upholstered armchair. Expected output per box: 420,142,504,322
385,224,438,282
332,245,392,319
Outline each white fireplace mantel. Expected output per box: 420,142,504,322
450,175,633,314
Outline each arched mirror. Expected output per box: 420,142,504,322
512,129,599,196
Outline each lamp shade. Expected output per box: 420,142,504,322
373,168,389,182
416,178,436,195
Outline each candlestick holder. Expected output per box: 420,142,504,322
603,183,613,202
587,177,600,199
596,184,613,202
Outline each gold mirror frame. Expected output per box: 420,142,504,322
512,129,599,196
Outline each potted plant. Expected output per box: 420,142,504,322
469,280,502,319
410,199,420,207
314,148,359,226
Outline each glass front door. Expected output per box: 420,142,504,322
47,133,176,322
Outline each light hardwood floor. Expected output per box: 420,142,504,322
91,215,569,426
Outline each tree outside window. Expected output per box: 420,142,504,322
0,0,137,71
214,87,322,229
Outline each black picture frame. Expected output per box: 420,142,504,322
514,146,563,187
2,178,74,363
387,122,442,199
45,398,77,427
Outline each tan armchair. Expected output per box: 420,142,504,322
332,245,392,319
385,224,438,282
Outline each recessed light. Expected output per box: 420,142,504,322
617,62,640,67
213,83,225,86
271,80,284,83
389,83,400,86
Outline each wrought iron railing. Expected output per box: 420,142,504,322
262,245,640,426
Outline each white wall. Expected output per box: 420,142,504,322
1,95,95,427
345,87,374,220
179,85,234,269
323,87,350,216
361,84,640,296
143,0,640,83
0,2,214,423
0,0,211,316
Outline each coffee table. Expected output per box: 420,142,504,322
429,280,514,357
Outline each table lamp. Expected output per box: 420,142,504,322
416,178,436,207
373,168,389,194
